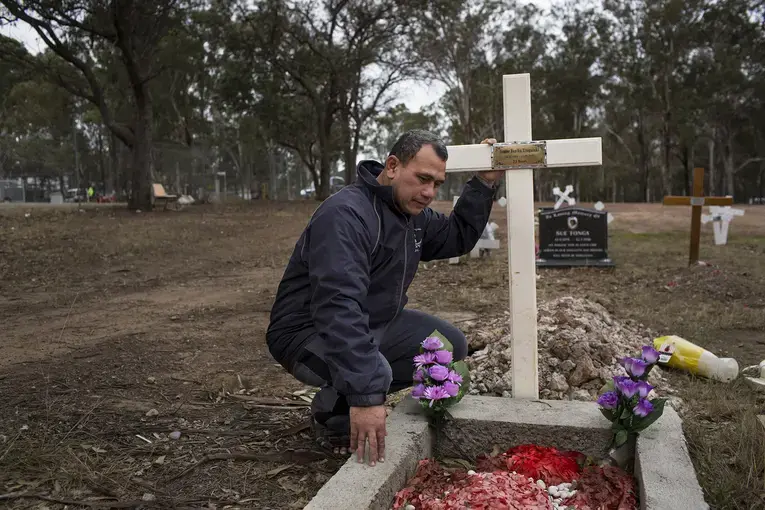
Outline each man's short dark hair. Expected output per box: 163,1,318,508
388,129,448,165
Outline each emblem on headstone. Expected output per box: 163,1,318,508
567,216,578,230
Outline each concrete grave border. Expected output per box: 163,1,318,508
305,396,708,510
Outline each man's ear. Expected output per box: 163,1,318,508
384,155,400,178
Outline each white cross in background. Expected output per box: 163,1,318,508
593,201,615,224
448,195,501,263
701,205,745,246
445,73,602,399
552,184,576,209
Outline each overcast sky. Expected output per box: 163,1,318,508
1,0,554,113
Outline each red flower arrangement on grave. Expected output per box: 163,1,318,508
392,444,638,509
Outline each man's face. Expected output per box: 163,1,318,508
384,144,446,215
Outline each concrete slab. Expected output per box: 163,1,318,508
635,406,709,510
306,395,708,510
437,397,612,460
304,398,430,510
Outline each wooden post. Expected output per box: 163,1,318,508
689,167,704,265
662,167,733,266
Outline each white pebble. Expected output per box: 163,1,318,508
467,470,476,475
169,431,181,440
536,479,546,490
405,505,415,510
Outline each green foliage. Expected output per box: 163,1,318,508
1,0,764,203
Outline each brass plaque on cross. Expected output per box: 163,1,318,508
491,142,547,169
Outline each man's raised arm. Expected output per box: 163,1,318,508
419,175,498,262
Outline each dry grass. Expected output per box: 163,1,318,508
2,200,765,509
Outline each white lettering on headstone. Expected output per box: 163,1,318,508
701,205,745,245
443,73,602,399
553,185,576,210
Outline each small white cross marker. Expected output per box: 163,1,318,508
593,201,615,224
701,206,745,245
553,185,576,209
444,73,602,399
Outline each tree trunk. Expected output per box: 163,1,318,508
723,133,735,198
636,111,650,202
660,69,672,196
108,130,118,195
708,136,716,195
129,86,153,210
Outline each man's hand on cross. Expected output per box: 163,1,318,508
476,138,504,184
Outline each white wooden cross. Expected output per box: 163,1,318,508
553,184,576,209
445,73,602,399
701,205,745,245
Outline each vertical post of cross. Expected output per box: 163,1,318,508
662,167,733,265
503,74,538,399
688,167,704,265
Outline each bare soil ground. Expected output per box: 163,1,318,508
1,199,764,510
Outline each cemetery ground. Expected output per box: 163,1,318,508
1,200,764,510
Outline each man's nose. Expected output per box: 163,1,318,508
421,184,436,199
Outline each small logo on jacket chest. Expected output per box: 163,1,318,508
413,228,422,253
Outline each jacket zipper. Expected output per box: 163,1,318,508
390,218,409,323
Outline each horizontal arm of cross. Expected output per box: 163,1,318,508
663,196,733,206
445,138,602,173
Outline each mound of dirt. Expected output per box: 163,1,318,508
464,296,667,400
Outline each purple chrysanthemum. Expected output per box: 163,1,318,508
633,398,654,417
434,350,452,365
424,385,450,406
447,370,463,384
413,352,436,368
641,346,660,365
628,358,649,378
413,369,425,382
411,384,426,399
615,377,639,398
443,381,460,397
422,336,444,351
429,364,450,381
597,391,619,409
636,380,653,399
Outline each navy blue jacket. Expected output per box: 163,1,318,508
266,159,496,406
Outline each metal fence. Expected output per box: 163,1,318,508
0,179,25,202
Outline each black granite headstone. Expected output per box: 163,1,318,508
536,206,614,267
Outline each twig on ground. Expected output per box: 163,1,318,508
170,376,202,385
244,404,311,411
54,399,102,448
0,492,144,508
226,395,310,406
276,421,311,438
163,449,326,483
56,291,81,344
0,433,19,463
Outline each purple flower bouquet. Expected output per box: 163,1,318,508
597,345,667,447
411,330,471,417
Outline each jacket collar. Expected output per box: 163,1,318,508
356,160,409,218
